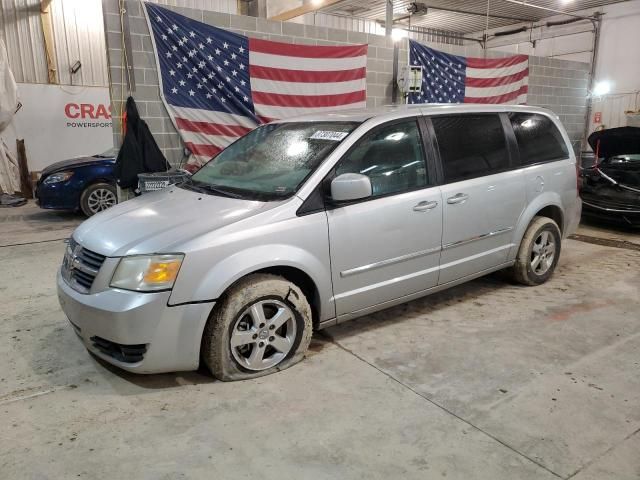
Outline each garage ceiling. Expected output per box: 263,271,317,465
317,0,631,33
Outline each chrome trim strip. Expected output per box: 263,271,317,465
442,226,514,250
340,246,442,278
582,200,640,214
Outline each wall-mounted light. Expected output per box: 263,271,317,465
593,80,611,96
311,0,324,5
70,61,82,75
392,28,408,42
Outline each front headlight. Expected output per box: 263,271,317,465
43,171,74,184
110,254,184,292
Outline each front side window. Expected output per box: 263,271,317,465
189,121,359,200
335,119,428,197
432,114,509,183
509,112,569,165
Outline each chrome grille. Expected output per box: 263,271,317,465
61,238,106,293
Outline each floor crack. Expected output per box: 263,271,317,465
320,331,564,479
565,427,640,479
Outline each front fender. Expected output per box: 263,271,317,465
508,191,564,260
169,244,334,322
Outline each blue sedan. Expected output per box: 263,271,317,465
36,148,118,217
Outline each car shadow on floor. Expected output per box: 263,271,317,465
324,271,518,343
80,272,517,391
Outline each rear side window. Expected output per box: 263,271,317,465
508,113,569,165
432,114,509,183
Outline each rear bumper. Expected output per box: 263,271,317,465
565,197,582,237
57,269,214,373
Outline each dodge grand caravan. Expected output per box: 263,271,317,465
57,105,581,380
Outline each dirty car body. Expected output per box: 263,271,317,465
57,105,582,377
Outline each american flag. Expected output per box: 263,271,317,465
408,40,528,105
144,3,367,164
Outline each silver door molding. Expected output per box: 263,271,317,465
340,246,442,278
442,226,514,250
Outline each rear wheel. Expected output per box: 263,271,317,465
80,183,117,217
201,273,312,381
512,216,562,285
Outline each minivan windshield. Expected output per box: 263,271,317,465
187,121,359,200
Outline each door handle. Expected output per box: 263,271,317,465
413,200,438,212
447,193,469,204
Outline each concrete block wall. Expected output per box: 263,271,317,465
527,56,590,151
103,0,590,164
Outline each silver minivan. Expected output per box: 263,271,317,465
57,104,581,380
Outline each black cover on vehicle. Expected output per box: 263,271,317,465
115,97,170,188
587,127,640,158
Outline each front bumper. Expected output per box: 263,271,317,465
57,269,214,373
582,200,640,227
36,182,80,211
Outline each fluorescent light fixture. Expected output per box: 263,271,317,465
311,0,323,5
593,80,611,96
392,28,408,42
385,132,406,141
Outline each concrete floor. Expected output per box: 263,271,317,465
1,202,639,479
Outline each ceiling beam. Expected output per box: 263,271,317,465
269,0,347,21
415,3,533,23
501,0,595,20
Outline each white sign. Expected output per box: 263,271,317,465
310,130,349,141
3,83,113,171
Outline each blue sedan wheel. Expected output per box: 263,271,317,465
80,183,117,217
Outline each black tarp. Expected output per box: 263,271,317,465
115,96,170,188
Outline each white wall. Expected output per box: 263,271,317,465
0,0,109,86
476,0,640,134
4,84,113,171
594,0,640,95
480,0,640,95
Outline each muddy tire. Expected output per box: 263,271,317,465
201,273,312,381
511,216,562,286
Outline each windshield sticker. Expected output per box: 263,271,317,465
310,131,349,141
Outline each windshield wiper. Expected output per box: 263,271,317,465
182,178,245,198
198,183,244,199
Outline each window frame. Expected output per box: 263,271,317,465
324,116,437,208
426,112,516,185
505,112,571,168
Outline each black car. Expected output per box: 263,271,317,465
580,127,640,227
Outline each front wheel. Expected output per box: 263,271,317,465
80,183,117,217
511,216,562,286
201,274,312,381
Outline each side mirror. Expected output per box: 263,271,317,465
330,173,372,202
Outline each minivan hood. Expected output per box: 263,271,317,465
588,127,640,158
73,186,283,256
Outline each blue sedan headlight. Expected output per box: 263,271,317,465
43,171,74,184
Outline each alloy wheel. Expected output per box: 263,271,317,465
531,230,556,275
87,188,117,214
230,299,297,371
